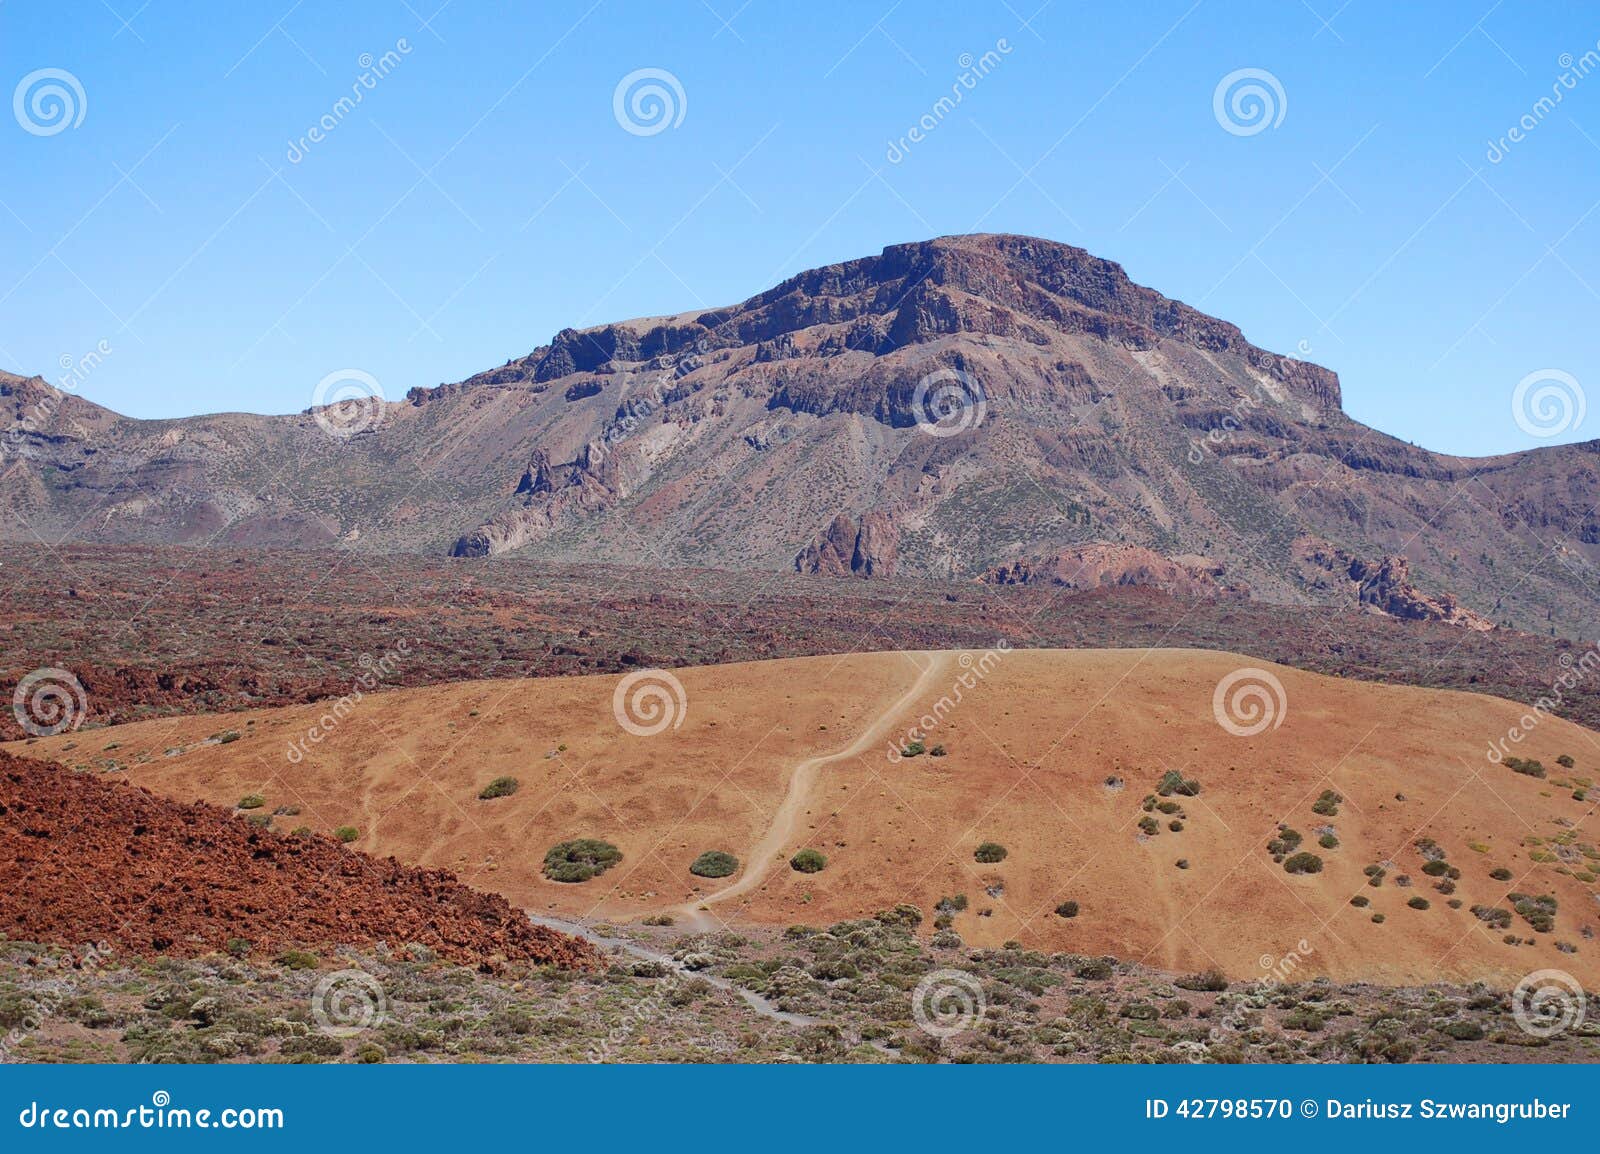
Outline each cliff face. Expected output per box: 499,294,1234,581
4,235,1597,635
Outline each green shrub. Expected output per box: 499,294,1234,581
928,744,947,757
1156,770,1200,797
974,842,1008,863
1168,820,1184,832
478,776,520,800
789,849,827,874
1055,900,1079,918
1505,756,1546,778
1175,969,1228,992
1318,833,1338,850
1283,1006,1323,1032
237,794,265,810
1508,892,1557,933
900,740,925,757
935,894,969,914
1156,800,1182,815
543,838,623,882
334,826,359,843
276,949,319,970
225,937,250,958
1138,816,1161,836
1371,913,1386,924
1421,859,1449,877
1349,895,1369,908
689,850,739,878
1311,789,1342,816
1442,1020,1485,1041
1556,754,1575,768
1408,896,1430,910
1283,852,1323,875
217,731,242,745
1489,867,1513,881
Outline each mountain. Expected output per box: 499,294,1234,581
4,234,1598,634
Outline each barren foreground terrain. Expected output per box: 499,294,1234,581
14,648,1599,988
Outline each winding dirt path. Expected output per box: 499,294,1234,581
677,651,953,927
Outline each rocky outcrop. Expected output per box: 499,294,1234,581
0,751,601,969
980,545,1241,598
1295,540,1494,630
795,512,900,578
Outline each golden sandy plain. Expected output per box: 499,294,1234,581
12,648,1600,986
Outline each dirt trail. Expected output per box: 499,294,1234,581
679,651,953,927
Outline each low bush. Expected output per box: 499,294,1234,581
478,776,519,800
1318,833,1338,850
1175,969,1228,992
1407,896,1430,910
1505,756,1546,778
1283,852,1323,875
928,744,947,757
1556,754,1575,768
334,826,359,843
1311,789,1342,817
789,848,827,874
543,838,623,882
237,794,265,810
1421,860,1449,877
1442,1020,1486,1041
1055,900,1079,918
689,850,739,879
1489,866,1513,881
1371,913,1386,924
974,842,1008,864
1156,770,1201,797
900,740,925,757
1349,895,1369,908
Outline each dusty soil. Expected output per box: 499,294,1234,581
14,649,1599,988
0,751,599,970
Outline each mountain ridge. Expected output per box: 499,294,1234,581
4,234,1598,635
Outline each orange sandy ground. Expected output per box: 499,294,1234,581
12,648,1600,987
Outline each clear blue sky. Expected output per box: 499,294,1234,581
2,0,1597,455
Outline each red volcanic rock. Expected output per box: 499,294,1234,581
795,512,900,578
980,544,1240,599
0,751,600,970
1294,539,1494,631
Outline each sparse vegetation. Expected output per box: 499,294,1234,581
1311,789,1342,816
789,849,827,874
689,850,739,879
543,838,623,883
1283,851,1323,875
1156,770,1200,797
